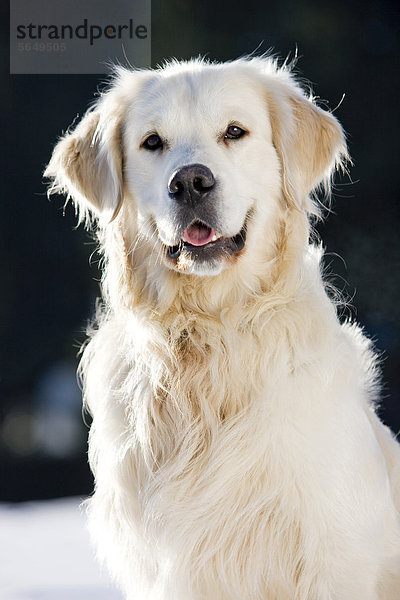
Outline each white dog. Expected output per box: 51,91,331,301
45,57,400,599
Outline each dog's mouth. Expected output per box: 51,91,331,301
165,219,247,261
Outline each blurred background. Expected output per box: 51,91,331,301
1,0,399,502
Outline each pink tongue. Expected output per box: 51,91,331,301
183,223,215,246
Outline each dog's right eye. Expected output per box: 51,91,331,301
142,134,163,151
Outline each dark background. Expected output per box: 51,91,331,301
1,0,399,501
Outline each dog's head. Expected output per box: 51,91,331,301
45,58,347,279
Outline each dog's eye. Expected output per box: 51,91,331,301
224,125,247,140
142,134,163,151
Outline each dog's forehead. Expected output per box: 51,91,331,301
129,65,269,134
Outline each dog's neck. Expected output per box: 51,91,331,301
92,206,336,443
100,206,313,325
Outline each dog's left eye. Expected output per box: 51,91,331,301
224,125,247,140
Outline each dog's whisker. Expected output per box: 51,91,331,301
153,240,164,266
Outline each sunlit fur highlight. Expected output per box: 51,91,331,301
46,57,400,599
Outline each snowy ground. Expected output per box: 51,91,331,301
0,497,123,600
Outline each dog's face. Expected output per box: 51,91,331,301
123,66,282,275
45,59,346,278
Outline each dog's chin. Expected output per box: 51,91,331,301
160,220,248,276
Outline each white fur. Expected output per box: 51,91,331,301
45,57,400,599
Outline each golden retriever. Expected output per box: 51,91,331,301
45,57,400,599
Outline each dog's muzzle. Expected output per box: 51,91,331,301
163,163,248,267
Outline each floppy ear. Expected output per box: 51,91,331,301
44,101,123,224
266,76,347,214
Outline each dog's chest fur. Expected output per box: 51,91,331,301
86,276,345,599
127,330,303,598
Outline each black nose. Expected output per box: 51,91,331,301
168,164,215,203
